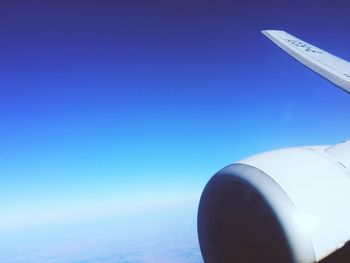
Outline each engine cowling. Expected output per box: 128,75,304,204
198,142,350,263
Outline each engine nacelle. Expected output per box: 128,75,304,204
198,141,350,263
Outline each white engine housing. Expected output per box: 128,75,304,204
198,141,350,263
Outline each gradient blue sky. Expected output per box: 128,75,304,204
1,0,350,255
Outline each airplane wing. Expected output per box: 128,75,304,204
262,30,350,94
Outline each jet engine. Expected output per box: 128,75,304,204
198,141,350,263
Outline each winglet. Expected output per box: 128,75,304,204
262,30,350,94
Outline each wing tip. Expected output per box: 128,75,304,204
261,30,289,43
261,29,286,37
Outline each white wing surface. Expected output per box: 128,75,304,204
262,30,350,94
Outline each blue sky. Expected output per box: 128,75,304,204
1,1,350,260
